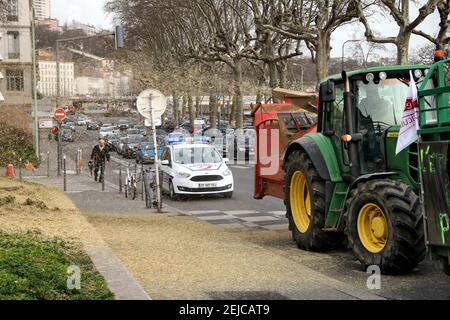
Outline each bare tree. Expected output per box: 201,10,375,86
356,0,441,64
348,41,387,68
244,0,303,90
257,0,363,84
412,0,450,51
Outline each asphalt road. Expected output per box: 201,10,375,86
58,113,450,300
61,114,285,217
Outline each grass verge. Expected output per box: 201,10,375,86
0,231,113,300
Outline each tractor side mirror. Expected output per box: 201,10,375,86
320,80,336,103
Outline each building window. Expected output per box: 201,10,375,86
6,70,24,91
7,0,19,21
7,31,20,59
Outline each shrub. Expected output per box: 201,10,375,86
0,121,39,168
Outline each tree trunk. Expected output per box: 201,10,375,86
233,58,244,129
195,96,201,117
268,61,278,88
230,96,236,124
209,95,218,129
256,89,262,104
277,60,287,89
172,90,179,128
396,32,411,65
188,93,194,128
181,95,187,120
315,32,331,87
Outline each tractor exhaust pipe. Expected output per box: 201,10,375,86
342,71,361,180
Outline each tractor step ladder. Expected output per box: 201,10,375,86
324,182,349,230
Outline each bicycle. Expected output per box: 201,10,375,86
124,167,138,200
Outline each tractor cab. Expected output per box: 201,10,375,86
320,65,430,185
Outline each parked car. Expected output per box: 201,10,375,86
126,128,140,136
99,127,114,139
225,128,256,160
116,136,128,155
106,133,120,152
118,119,130,130
122,134,145,158
136,142,164,164
160,143,233,200
201,127,232,155
76,116,90,126
61,129,74,142
86,121,99,130
134,124,147,136
65,122,76,132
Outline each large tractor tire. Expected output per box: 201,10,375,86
284,151,343,251
345,179,426,274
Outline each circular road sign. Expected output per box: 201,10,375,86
136,89,167,120
54,108,66,121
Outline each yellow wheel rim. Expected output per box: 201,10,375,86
357,203,388,253
290,171,311,233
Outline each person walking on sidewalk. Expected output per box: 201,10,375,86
90,138,110,183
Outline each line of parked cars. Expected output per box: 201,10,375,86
95,118,256,200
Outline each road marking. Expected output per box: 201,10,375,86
243,216,280,222
223,210,259,215
189,210,224,215
269,211,286,216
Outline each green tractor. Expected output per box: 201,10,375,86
284,64,432,274
417,57,450,275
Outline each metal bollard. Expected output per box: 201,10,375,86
18,159,22,180
141,162,144,201
47,151,50,178
102,162,105,191
119,166,122,194
63,155,67,192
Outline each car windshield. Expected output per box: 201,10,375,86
355,78,411,126
174,147,222,164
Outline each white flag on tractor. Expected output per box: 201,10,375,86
396,71,419,155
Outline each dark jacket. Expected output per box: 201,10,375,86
91,145,110,164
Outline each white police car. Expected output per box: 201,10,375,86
160,143,234,200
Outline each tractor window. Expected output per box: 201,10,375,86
331,85,345,133
327,84,349,172
422,78,438,125
355,79,409,127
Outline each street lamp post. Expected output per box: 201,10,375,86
55,28,124,173
292,63,305,91
31,0,39,159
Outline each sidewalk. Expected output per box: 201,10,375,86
21,156,151,300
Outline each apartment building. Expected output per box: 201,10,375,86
37,60,75,97
34,0,51,21
0,0,33,130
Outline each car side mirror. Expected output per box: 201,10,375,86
319,80,335,103
161,160,170,166
223,158,230,164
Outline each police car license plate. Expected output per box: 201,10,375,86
199,183,217,188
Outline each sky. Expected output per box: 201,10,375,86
51,0,442,58
51,0,113,30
